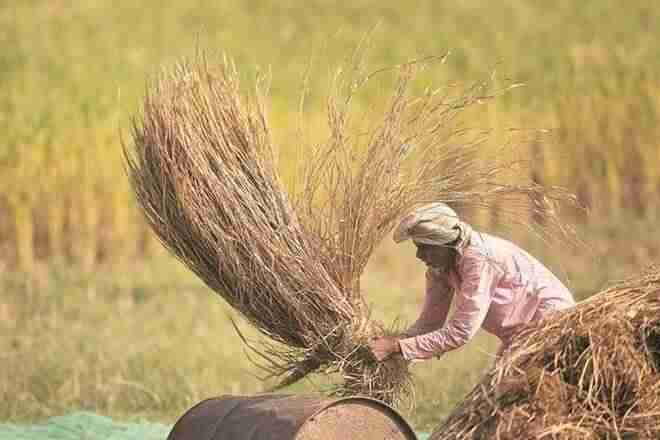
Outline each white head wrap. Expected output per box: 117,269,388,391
393,202,472,248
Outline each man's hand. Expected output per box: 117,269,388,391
369,337,401,362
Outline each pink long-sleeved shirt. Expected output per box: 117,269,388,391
398,232,575,361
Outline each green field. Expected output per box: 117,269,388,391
2,0,660,434
4,222,660,432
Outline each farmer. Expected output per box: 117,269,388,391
369,202,575,363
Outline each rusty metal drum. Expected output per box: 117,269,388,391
167,394,418,440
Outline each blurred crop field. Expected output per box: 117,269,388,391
2,0,660,433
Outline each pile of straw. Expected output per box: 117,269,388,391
431,268,660,439
124,51,575,406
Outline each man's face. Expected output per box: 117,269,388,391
415,242,454,269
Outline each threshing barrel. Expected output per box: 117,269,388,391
167,394,418,440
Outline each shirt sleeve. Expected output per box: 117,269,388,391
401,268,454,338
399,254,500,361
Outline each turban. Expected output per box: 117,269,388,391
393,203,471,247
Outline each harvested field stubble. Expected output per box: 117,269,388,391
431,268,660,439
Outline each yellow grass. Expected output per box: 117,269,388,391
1,1,660,266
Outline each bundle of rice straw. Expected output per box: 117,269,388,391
431,268,660,439
124,50,576,407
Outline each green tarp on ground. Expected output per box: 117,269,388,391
0,413,430,439
0,413,170,440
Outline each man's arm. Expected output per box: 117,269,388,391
369,268,453,362
401,268,454,338
398,256,500,360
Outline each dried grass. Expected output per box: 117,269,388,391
431,267,660,439
124,49,577,407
